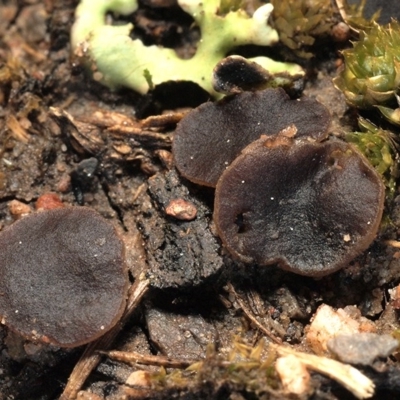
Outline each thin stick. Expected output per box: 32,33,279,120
101,350,196,369
227,283,282,344
60,277,150,400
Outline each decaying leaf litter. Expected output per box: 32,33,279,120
2,1,400,399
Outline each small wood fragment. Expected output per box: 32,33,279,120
6,114,30,143
385,239,400,249
275,354,311,396
272,344,375,399
102,349,196,369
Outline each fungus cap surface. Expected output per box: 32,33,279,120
214,135,385,276
0,207,128,347
212,55,273,94
173,88,331,187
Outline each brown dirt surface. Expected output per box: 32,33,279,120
1,1,400,400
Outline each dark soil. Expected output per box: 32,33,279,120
1,1,400,400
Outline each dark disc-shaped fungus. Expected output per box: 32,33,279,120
0,207,128,347
212,55,276,94
212,55,304,96
214,132,385,276
173,88,331,187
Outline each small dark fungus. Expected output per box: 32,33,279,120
0,207,128,347
173,88,331,187
214,133,385,276
212,55,304,95
212,55,275,94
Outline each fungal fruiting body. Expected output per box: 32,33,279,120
0,207,128,347
214,133,385,277
172,87,385,276
173,88,331,187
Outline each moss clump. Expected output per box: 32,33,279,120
270,0,336,59
346,117,399,196
151,336,280,396
340,0,381,31
334,21,400,112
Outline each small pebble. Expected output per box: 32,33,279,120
327,333,399,365
306,304,375,354
36,193,64,211
165,198,197,221
57,174,71,192
8,200,32,218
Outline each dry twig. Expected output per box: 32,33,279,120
101,350,196,369
227,282,282,344
272,344,375,399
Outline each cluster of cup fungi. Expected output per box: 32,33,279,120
0,88,386,350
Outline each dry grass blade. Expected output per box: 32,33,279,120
101,350,196,369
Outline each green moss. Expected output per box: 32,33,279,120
270,0,335,59
341,0,381,31
333,21,400,110
150,336,281,396
346,117,398,196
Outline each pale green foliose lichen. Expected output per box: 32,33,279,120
71,0,303,97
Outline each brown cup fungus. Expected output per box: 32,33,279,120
0,207,128,347
214,132,385,277
173,88,331,187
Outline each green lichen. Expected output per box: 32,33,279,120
218,0,245,15
71,0,303,97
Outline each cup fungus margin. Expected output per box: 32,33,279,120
0,207,129,348
213,134,385,277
